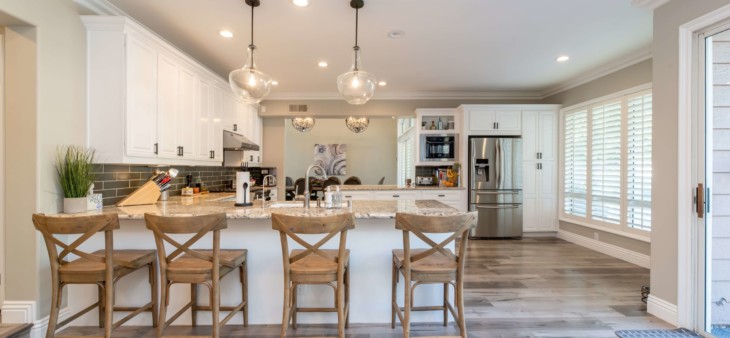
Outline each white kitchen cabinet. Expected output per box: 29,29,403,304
373,191,420,200
83,16,235,166
460,106,521,135
342,191,371,200
522,111,556,162
421,190,463,210
523,160,557,232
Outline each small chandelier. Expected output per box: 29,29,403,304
337,0,377,105
345,117,369,133
292,117,316,132
229,0,272,104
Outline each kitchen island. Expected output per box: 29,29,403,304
60,194,463,326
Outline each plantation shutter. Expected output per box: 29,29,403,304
591,100,622,224
626,92,652,230
563,109,588,217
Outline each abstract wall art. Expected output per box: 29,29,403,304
314,144,347,175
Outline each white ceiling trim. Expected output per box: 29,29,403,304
539,47,653,99
75,0,126,16
265,91,544,101
630,0,671,10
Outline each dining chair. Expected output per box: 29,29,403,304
33,213,157,338
271,212,355,338
145,213,248,338
391,212,477,338
343,176,361,185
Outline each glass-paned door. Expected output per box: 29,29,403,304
700,25,730,338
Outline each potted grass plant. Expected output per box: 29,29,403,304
55,145,96,213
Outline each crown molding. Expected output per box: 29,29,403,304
265,91,544,101
630,0,671,10
539,47,652,99
74,0,127,16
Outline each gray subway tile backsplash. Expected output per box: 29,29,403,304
92,164,237,206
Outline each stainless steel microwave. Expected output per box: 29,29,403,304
420,134,458,162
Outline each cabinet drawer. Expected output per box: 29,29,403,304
373,191,420,200
421,191,460,200
342,191,371,200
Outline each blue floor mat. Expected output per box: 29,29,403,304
615,328,701,337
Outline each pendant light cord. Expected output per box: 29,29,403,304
354,7,359,70
249,3,256,69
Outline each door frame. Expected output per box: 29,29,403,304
0,29,4,310
677,3,730,332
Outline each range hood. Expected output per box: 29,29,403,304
223,130,260,151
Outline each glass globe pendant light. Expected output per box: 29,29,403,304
229,0,272,104
337,0,377,105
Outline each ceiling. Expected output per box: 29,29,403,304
89,0,653,99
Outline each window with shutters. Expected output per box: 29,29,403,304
560,87,652,237
397,118,416,186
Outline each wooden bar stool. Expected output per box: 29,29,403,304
390,212,477,338
271,212,355,338
33,213,157,338
144,213,247,338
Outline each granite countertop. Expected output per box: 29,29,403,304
335,185,465,191
51,193,460,220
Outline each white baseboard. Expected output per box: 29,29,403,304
2,301,71,338
557,230,650,268
647,295,678,326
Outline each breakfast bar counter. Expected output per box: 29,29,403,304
61,194,463,327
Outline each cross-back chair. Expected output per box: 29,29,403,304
271,212,355,338
144,213,248,338
391,212,477,338
33,213,157,338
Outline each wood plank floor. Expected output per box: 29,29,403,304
58,238,672,337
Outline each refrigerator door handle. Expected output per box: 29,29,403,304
475,205,521,209
495,140,501,189
476,191,520,195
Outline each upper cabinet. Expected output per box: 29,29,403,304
83,16,262,166
522,111,556,162
460,106,522,135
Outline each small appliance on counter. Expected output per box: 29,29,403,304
416,176,435,186
235,171,254,207
117,168,178,206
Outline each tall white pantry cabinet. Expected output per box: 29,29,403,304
82,16,263,166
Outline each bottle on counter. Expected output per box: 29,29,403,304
430,121,436,130
437,118,443,130
324,186,333,208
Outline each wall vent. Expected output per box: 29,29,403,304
289,104,308,113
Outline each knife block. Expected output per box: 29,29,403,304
116,181,161,207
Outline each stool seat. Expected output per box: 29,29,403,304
392,249,457,281
59,250,156,282
167,249,247,279
290,249,349,276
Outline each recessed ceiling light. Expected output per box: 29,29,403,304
391,116,395,119
219,30,234,38
387,30,405,39
556,55,570,62
378,81,387,86
271,80,279,86
318,61,328,68
291,0,309,7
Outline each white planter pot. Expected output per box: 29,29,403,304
63,197,88,214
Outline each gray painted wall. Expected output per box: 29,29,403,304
284,118,397,186
0,0,88,319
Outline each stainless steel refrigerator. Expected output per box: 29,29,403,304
469,137,523,238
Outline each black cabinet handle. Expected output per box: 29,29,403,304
393,194,400,198
345,195,352,198
250,155,254,161
496,122,499,129
210,150,214,159
438,194,446,197
154,143,158,155
180,146,184,157
493,122,496,129
257,156,260,162
233,124,237,131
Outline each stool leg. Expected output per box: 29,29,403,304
280,277,291,338
443,282,449,327
191,283,198,327
150,261,159,328
291,283,298,329
403,271,411,338
345,266,350,329
104,275,113,338
212,280,220,338
241,263,248,327
456,277,466,338
157,278,168,338
336,279,345,338
46,277,60,338
97,284,104,328
391,260,397,329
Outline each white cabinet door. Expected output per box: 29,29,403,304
522,161,538,196
522,195,539,231
179,66,197,158
538,161,557,230
522,111,538,161
125,34,158,158
538,111,556,161
197,80,212,160
257,113,264,163
156,53,179,159
210,85,224,162
222,92,236,132
373,191,420,200
468,110,496,131
495,111,521,133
